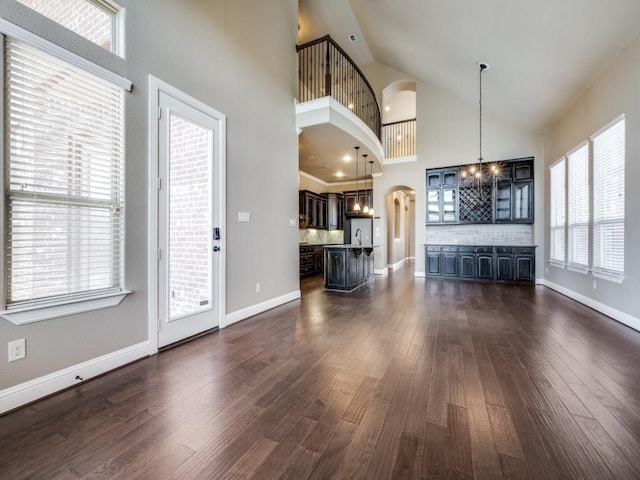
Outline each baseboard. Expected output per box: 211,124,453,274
224,290,301,327
542,279,640,332
0,341,150,415
374,268,389,276
414,271,426,278
388,259,407,271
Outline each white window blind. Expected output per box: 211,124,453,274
549,159,566,264
567,143,589,268
5,39,125,307
592,116,625,276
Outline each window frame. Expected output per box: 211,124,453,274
549,157,566,268
16,0,125,57
0,19,131,325
591,114,625,282
566,142,590,273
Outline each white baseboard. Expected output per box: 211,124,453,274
542,279,640,332
0,341,150,415
224,290,301,327
388,259,407,271
414,271,426,278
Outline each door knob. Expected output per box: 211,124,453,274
213,246,221,252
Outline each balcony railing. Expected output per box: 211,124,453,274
383,118,416,159
297,35,381,139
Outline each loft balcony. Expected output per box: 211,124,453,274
382,118,417,163
296,35,383,183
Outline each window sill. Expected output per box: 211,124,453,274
1,291,132,325
567,264,589,275
592,270,624,284
549,260,565,269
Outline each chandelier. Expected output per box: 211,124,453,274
460,62,502,190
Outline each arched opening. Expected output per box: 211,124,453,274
382,80,417,160
385,185,416,271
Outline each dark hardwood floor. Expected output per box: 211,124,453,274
3,264,640,479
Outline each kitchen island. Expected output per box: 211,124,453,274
323,245,375,292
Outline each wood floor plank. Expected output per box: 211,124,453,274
3,268,640,479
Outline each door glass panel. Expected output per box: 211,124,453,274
169,113,212,321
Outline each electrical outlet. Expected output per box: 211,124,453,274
8,338,26,362
256,282,261,293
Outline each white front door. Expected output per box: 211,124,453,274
154,86,224,348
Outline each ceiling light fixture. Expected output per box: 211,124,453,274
460,62,502,193
353,146,361,212
362,154,370,214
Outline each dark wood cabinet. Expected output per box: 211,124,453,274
300,190,327,229
426,169,458,224
343,189,373,217
326,193,344,230
459,248,476,278
426,157,534,225
425,245,535,283
426,248,442,276
324,246,373,291
300,245,324,277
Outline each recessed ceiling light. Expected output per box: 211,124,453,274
343,155,351,161
307,155,316,160
385,106,390,111
336,171,344,178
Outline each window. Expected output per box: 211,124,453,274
4,38,125,310
592,116,625,277
17,0,122,55
549,159,566,264
548,115,625,283
567,143,589,269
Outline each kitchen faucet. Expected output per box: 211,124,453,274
355,228,362,245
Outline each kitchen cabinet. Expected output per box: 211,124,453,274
327,193,344,230
426,157,534,225
300,245,324,277
299,190,328,229
424,245,535,283
426,169,458,224
324,245,373,291
343,189,373,217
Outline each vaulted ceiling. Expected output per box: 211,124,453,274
299,0,640,132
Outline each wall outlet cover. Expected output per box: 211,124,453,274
8,338,26,362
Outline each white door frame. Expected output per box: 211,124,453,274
147,75,226,355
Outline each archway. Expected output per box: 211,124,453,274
384,185,416,271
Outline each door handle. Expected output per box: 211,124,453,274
213,246,221,252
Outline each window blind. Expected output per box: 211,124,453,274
592,117,625,276
567,143,589,268
5,39,125,307
549,159,566,263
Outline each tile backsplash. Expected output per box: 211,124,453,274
425,224,533,245
299,229,344,245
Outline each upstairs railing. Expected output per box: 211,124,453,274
297,35,381,140
382,118,416,159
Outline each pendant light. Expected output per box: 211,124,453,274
353,146,361,212
460,61,500,191
368,159,375,216
362,154,370,214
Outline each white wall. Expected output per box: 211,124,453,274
369,72,544,275
0,0,299,394
543,33,640,322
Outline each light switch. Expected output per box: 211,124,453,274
238,212,250,223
